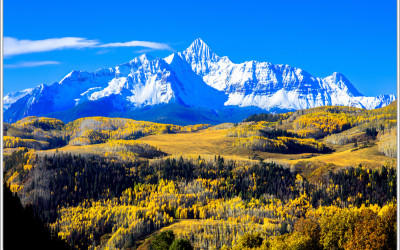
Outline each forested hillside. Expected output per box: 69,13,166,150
3,101,397,249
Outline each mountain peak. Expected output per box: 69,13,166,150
191,38,207,47
59,70,81,84
183,38,218,61
129,53,155,65
325,72,363,97
139,53,155,61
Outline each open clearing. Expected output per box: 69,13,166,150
36,127,395,183
140,128,395,170
141,128,320,164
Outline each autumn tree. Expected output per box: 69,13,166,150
344,209,387,250
233,232,263,249
289,217,322,250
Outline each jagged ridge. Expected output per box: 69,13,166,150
4,38,396,124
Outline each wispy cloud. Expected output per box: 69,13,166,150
99,41,173,51
4,61,61,68
95,49,112,55
4,37,99,57
4,37,174,57
134,48,155,54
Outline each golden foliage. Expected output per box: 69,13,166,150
233,136,328,153
377,128,397,158
65,117,210,145
3,136,49,150
227,121,275,138
12,116,65,132
294,112,353,138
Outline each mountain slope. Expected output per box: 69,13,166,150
4,39,395,124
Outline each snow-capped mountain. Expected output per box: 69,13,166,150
3,88,33,110
178,39,394,111
4,38,396,124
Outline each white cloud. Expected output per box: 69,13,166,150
4,61,61,68
95,49,111,55
4,37,174,57
134,48,155,54
99,41,173,51
4,37,99,57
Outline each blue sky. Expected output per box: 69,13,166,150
3,0,397,97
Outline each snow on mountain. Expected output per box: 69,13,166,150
180,39,395,111
88,57,176,107
355,95,396,109
3,88,34,110
3,38,396,124
165,52,227,108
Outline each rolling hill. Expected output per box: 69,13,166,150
3,102,397,249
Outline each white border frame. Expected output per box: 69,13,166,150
0,1,398,249
397,0,399,248
1,0,4,247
